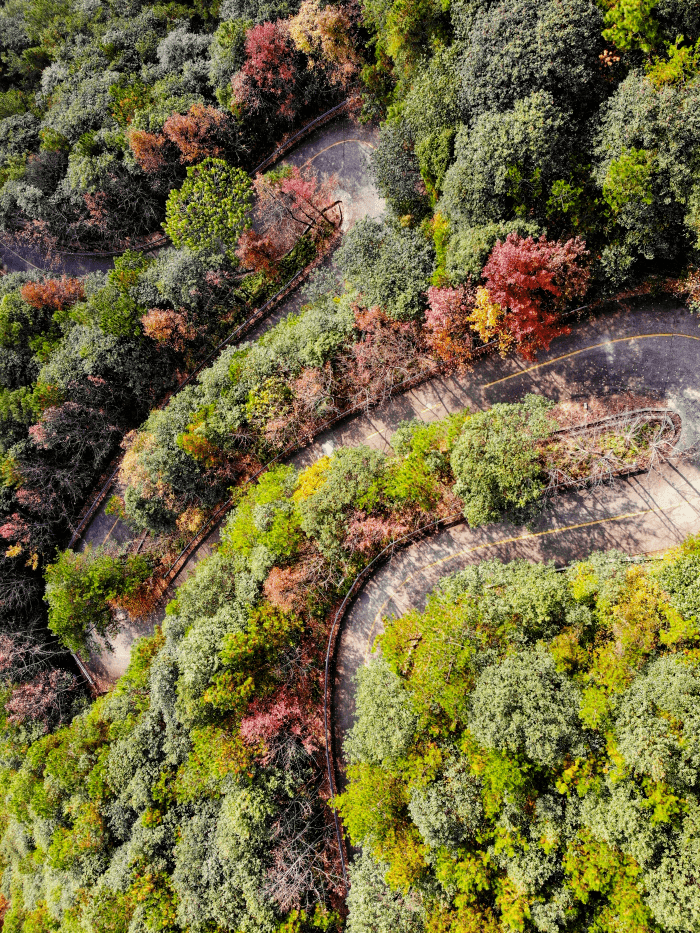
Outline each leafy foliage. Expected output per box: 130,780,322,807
164,157,253,258
337,542,700,933
44,546,151,653
450,395,555,526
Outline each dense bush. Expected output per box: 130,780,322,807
337,538,700,933
335,218,434,320
45,546,152,653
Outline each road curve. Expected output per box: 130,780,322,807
331,298,700,791
83,117,383,685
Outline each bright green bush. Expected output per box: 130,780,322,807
164,157,253,258
44,546,151,653
450,395,555,526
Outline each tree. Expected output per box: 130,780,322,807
141,307,195,351
339,306,428,410
20,275,85,312
439,92,572,229
592,69,700,273
247,163,337,264
5,668,77,728
162,104,235,165
458,0,605,117
44,545,151,653
424,285,474,370
449,395,555,526
164,157,252,258
127,128,174,175
335,218,434,321
15,377,124,527
481,233,590,359
296,446,386,557
469,647,585,767
444,220,542,285
346,852,424,933
287,0,359,88
614,655,700,789
209,19,252,104
230,21,303,125
344,656,417,766
369,122,430,219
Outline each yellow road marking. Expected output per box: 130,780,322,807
484,333,700,388
102,515,121,545
303,138,377,168
365,492,700,653
362,332,699,443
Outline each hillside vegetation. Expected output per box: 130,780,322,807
337,541,700,933
0,0,699,930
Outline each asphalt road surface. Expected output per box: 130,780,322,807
331,298,700,786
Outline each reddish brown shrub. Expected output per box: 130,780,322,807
21,276,85,312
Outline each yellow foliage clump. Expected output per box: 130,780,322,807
467,287,513,356
292,455,332,503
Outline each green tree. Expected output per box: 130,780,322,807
459,0,605,116
344,657,417,766
335,218,434,321
449,395,554,526
44,546,151,653
164,157,253,259
603,147,655,213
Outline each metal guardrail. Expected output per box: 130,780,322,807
322,511,464,889
251,100,351,176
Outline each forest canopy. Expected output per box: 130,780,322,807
337,539,700,933
0,0,700,931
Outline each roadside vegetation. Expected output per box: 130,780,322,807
1,0,700,928
337,539,700,933
0,403,694,931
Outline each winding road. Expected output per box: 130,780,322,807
330,300,700,788
20,118,700,741
78,116,383,685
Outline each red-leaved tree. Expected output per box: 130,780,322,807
240,164,337,270
231,22,302,124
141,308,195,351
481,233,590,360
424,285,474,371
162,104,232,165
235,230,279,276
127,129,174,175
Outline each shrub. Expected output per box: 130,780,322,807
449,395,554,526
45,546,151,653
335,218,434,321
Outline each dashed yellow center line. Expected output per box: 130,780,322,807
484,333,700,388
101,515,121,545
361,333,698,443
365,492,700,653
